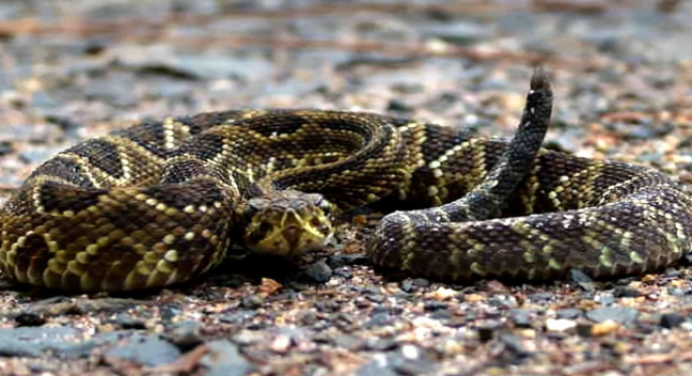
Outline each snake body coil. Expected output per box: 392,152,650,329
1,71,691,292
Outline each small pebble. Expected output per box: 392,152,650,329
356,361,398,376
613,286,643,298
105,334,181,367
556,308,583,319
569,269,595,292
0,141,13,156
430,287,458,301
400,279,414,292
354,297,371,309
114,313,147,330
660,312,687,329
220,310,257,324
387,99,413,113
499,333,531,358
528,293,553,303
477,320,502,342
591,320,621,336
241,295,264,309
15,313,46,327
270,335,292,353
200,340,255,376
545,319,577,332
509,309,533,328
586,307,639,326
576,322,595,338
301,259,332,283
166,321,203,349
363,337,399,351
365,313,394,329
423,301,448,312
330,334,360,350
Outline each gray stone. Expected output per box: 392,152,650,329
586,307,639,325
356,360,398,376
166,321,203,349
200,340,255,376
556,308,583,319
612,286,643,298
499,333,532,358
0,327,90,358
569,269,595,292
105,334,180,367
660,312,687,329
509,309,534,328
302,259,332,283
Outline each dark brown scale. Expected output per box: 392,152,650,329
28,157,96,188
69,139,125,178
245,112,308,137
180,133,226,161
386,124,480,209
417,124,465,166
35,182,106,213
113,121,170,158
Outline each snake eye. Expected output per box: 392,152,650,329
249,221,273,244
243,198,266,222
316,198,332,214
242,206,258,223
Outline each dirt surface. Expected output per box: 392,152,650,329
1,1,692,375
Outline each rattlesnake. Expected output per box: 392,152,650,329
1,70,689,291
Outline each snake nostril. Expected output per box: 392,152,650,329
283,226,300,243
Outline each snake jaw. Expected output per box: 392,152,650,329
242,191,334,257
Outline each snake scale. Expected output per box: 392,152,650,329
1,70,691,292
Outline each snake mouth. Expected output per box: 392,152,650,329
242,194,335,257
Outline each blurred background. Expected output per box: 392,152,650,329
0,0,690,199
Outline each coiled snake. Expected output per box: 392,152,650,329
1,70,690,292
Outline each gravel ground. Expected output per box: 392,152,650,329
0,1,692,375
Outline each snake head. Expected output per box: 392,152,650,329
241,191,335,257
